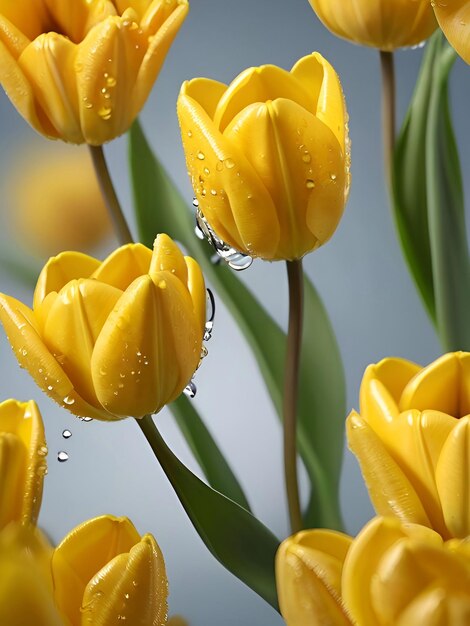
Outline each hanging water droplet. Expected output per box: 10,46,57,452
195,209,253,271
184,380,197,398
80,416,93,423
57,451,69,462
62,429,72,439
63,395,75,405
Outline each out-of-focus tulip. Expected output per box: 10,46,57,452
0,234,206,421
308,0,437,51
432,2,470,64
0,0,189,144
0,399,46,528
52,515,168,626
178,52,349,261
8,145,111,257
167,617,189,626
276,516,470,626
347,352,470,538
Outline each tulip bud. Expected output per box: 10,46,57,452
0,0,189,144
178,52,350,261
0,234,206,420
0,399,47,528
308,0,437,51
52,515,168,626
347,352,470,538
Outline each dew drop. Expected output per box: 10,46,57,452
224,158,235,169
184,380,197,398
195,209,253,271
62,429,72,439
98,106,112,120
306,179,315,189
57,451,69,463
38,445,48,457
210,189,217,196
330,173,337,181
106,76,116,87
192,197,200,208
47,385,53,391
197,151,205,160
187,130,192,137
80,416,93,423
302,152,311,163
216,161,224,171
203,167,210,175
204,288,215,341
158,280,167,289
63,395,75,405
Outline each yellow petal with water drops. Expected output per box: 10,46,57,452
149,233,188,285
41,0,117,44
91,243,152,291
224,97,344,259
0,399,47,526
19,33,82,143
359,358,421,426
436,417,470,538
213,64,313,133
185,256,206,336
397,587,470,626
91,273,200,417
276,529,353,626
52,515,141,626
42,278,123,409
177,91,280,259
346,411,432,528
132,0,189,117
0,293,112,421
34,250,100,309
180,77,227,119
81,534,168,626
399,352,462,415
433,0,470,65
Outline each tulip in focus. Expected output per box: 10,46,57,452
432,1,470,64
8,145,111,257
347,352,470,538
307,0,437,51
0,0,189,144
0,399,46,529
276,516,470,626
0,234,206,420
178,52,349,261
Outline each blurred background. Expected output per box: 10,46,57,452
0,0,469,624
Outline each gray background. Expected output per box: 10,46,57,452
0,0,469,623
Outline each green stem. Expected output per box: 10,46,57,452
284,259,304,534
89,145,133,245
380,50,396,187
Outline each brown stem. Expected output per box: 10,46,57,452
283,259,304,534
379,50,396,187
89,145,133,245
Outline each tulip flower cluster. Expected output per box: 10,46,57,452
0,400,170,625
0,234,206,421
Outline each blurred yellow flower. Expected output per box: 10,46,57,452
177,52,349,261
347,352,470,538
8,145,111,258
432,1,470,64
276,516,470,626
307,0,437,51
0,0,189,144
0,399,46,529
0,234,206,420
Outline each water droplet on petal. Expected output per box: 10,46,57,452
80,416,93,423
98,106,112,120
195,209,253,271
204,288,216,341
63,395,75,405
224,158,235,169
306,179,315,189
197,151,205,160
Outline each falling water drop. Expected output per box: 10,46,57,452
62,429,72,439
57,451,69,462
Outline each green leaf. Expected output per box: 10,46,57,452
425,37,470,350
137,415,280,611
129,120,345,531
170,394,251,512
392,32,470,349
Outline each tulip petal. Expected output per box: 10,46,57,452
185,256,206,335
397,587,470,626
177,91,280,259
433,0,470,64
180,77,227,118
81,534,168,626
52,515,141,626
213,64,315,133
150,233,188,285
42,0,117,44
91,274,200,417
0,434,26,528
91,243,152,291
34,251,100,309
276,529,353,626
436,416,470,538
0,293,111,420
0,2,50,42
346,411,432,528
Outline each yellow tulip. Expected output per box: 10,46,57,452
0,234,206,420
432,1,470,64
347,352,470,538
276,516,470,626
0,399,46,528
0,0,189,144
8,145,111,257
177,52,349,261
52,515,168,626
308,0,437,51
